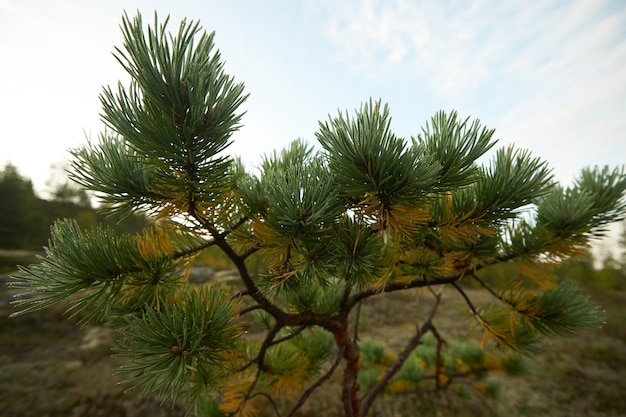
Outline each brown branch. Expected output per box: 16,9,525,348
231,289,251,300
222,215,250,236
248,392,282,417
285,346,345,417
353,300,363,343
331,323,361,417
240,245,260,261
237,304,264,316
450,282,480,317
206,226,284,319
360,288,442,416
469,272,515,307
360,321,433,416
348,273,460,308
234,324,282,415
197,216,347,337
237,323,282,373
431,324,447,389
342,339,360,417
269,326,306,347
349,249,524,308
171,238,217,260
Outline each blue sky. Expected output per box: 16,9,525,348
1,0,625,250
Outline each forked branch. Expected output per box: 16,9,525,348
360,289,442,415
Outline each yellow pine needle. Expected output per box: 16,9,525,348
135,226,176,260
266,357,310,397
513,296,542,320
267,268,299,292
389,379,415,393
178,259,193,283
441,250,473,275
370,269,395,292
219,379,259,417
476,314,517,352
545,235,590,260
507,309,520,335
509,260,557,289
385,204,429,237
482,354,503,371
437,373,450,387
251,221,293,263
456,358,471,374
473,381,488,394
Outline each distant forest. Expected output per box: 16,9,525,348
0,163,147,250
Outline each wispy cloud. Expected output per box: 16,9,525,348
321,0,626,181
322,0,625,99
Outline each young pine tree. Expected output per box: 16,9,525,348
11,12,626,417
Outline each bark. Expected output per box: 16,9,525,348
335,326,361,417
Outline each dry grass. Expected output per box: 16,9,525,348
1,278,624,417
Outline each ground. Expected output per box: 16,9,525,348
1,271,624,417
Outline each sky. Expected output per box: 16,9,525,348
1,0,625,252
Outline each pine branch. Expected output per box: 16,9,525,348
415,109,496,189
237,323,282,373
431,324,447,389
349,272,461,307
468,273,514,307
360,288,442,415
199,220,285,321
286,346,345,417
353,300,363,343
269,326,307,347
237,303,263,315
234,324,282,415
248,392,282,417
171,238,217,259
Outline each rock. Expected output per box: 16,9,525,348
188,266,216,284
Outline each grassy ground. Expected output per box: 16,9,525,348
1,272,624,417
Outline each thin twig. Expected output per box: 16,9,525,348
349,250,524,308
240,245,260,261
349,273,459,308
269,326,306,347
430,324,447,389
469,273,515,307
236,323,281,372
221,215,250,237
360,321,433,415
238,304,264,316
450,282,480,317
353,300,363,343
450,282,491,333
285,347,345,417
231,289,251,300
360,289,442,416
235,324,282,415
171,238,217,259
249,392,282,417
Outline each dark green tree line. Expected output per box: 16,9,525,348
0,163,44,249
0,163,146,251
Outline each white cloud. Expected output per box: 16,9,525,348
321,0,626,181
321,0,626,255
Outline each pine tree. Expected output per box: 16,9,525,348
10,12,626,417
0,163,40,249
